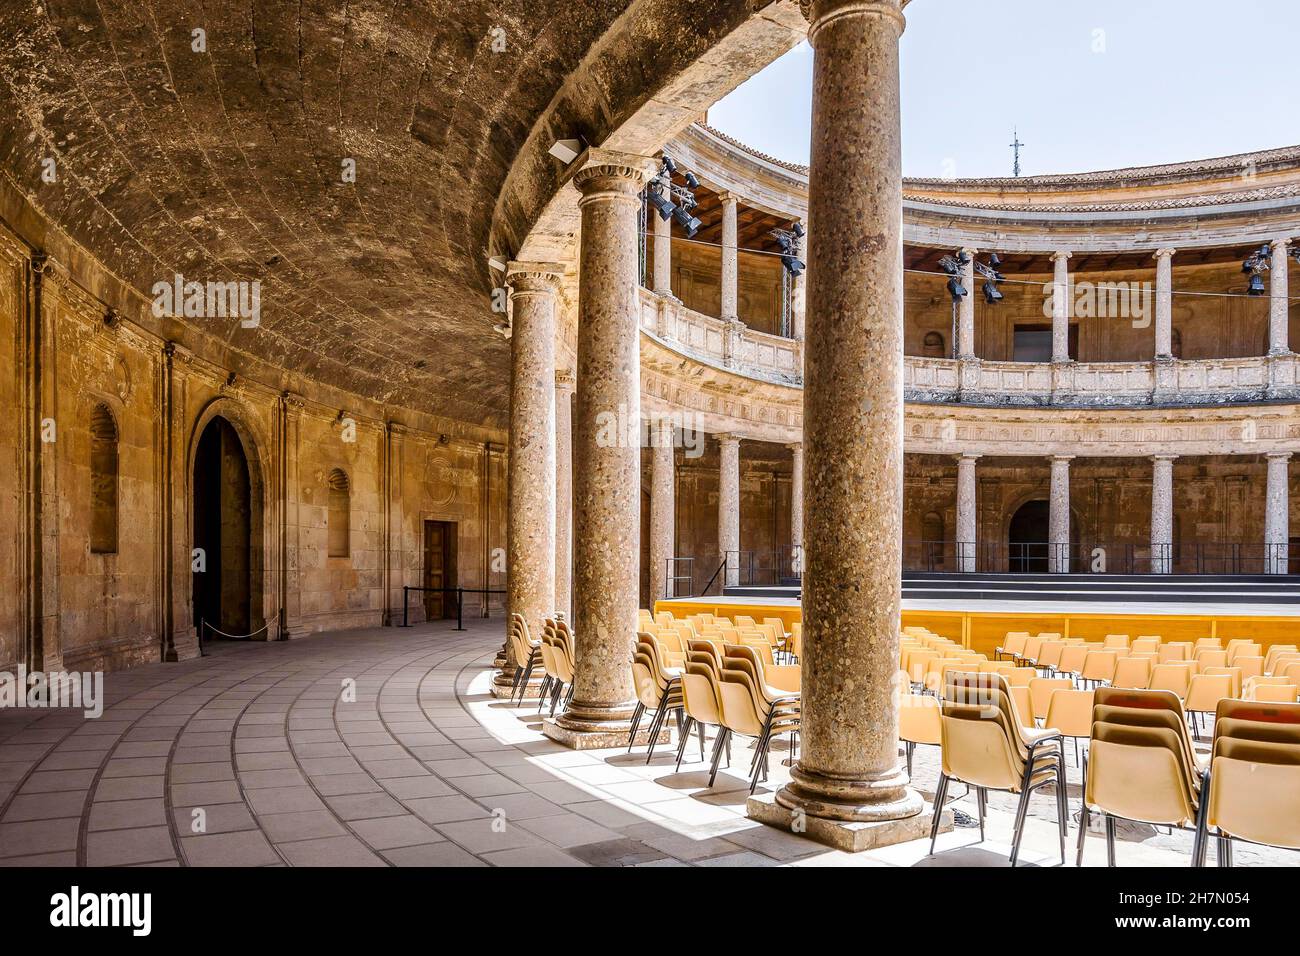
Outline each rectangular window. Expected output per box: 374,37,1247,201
1013,323,1077,361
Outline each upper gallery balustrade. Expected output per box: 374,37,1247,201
638,123,1300,405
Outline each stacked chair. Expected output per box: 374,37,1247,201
1076,687,1205,866
508,613,544,704
629,634,683,763
928,671,1068,866
1193,699,1300,866
535,619,575,716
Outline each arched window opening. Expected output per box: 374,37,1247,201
922,331,945,358
90,404,119,554
328,468,351,558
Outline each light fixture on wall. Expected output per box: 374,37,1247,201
548,138,583,164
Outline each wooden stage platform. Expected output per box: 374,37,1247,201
654,595,1300,659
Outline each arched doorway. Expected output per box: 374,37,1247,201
193,416,253,637
1008,499,1050,573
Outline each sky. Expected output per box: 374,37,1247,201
707,0,1300,178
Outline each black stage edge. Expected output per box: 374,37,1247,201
0,865,1275,939
725,572,1300,604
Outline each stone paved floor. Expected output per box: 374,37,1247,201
0,618,1292,867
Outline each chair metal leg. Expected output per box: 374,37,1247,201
707,728,731,787
644,704,668,764
928,773,950,854
1218,836,1232,867
697,720,706,761
626,702,644,752
976,787,986,842
1105,814,1117,867
674,716,694,771
535,675,552,712
906,741,915,777
1054,762,1068,864
1009,785,1033,867
1076,801,1090,866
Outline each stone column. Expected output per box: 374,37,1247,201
956,453,979,573
545,151,655,749
720,193,739,323
957,247,977,359
1154,248,1175,359
1051,251,1072,363
649,423,675,602
1151,454,1176,574
1270,237,1291,355
1049,455,1073,573
749,0,931,852
1266,452,1292,575
718,433,741,588
789,442,804,574
554,368,576,621
499,262,562,691
652,209,673,297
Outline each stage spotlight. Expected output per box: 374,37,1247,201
661,155,678,175
975,254,1005,303
1243,245,1271,295
672,206,701,237
792,222,805,239
939,253,969,302
684,172,700,190
647,188,676,221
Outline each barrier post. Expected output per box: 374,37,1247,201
402,587,409,628
456,588,464,631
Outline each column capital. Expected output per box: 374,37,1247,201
800,0,907,39
715,432,741,449
554,367,576,392
1272,237,1291,253
506,261,565,295
1266,451,1294,462
787,441,803,453
1050,454,1075,464
716,191,740,206
956,451,982,463
569,148,656,200
1051,250,1072,263
960,246,979,258
1151,453,1178,463
1154,247,1177,260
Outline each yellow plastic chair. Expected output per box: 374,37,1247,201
1111,655,1152,690
899,693,942,778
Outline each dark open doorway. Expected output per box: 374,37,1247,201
423,520,458,620
193,416,253,637
1008,499,1050,573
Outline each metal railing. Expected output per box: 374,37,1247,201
398,586,508,631
665,542,1300,586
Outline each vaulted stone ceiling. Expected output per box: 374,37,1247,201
0,1,803,427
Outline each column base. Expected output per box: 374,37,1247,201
490,674,546,700
542,703,670,750
746,790,950,853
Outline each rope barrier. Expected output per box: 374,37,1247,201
201,619,272,641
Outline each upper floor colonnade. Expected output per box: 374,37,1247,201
647,122,1300,375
